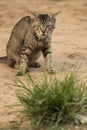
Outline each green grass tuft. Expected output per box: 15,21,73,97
16,72,87,129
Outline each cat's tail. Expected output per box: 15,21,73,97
0,56,7,63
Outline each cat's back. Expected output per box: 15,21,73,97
6,16,32,58
13,16,31,32
7,16,31,46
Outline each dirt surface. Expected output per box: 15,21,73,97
0,0,87,128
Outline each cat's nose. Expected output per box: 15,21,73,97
40,33,47,40
42,32,47,37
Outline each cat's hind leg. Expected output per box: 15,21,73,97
28,62,41,68
7,57,16,68
16,48,30,76
28,52,41,68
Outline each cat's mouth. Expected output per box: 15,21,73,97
34,32,47,41
39,35,47,40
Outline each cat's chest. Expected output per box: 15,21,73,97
36,41,50,50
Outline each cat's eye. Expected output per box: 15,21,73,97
47,25,54,31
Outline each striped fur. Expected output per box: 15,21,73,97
6,12,58,75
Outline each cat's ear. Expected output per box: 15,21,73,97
52,11,61,18
27,10,39,17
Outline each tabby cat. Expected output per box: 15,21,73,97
5,11,60,75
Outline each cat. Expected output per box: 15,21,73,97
0,11,60,75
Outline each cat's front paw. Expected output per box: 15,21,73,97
47,67,57,74
16,68,29,76
16,70,24,76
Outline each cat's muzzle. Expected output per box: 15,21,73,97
39,35,48,40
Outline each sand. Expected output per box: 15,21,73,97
0,0,87,128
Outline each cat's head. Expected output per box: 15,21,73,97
30,11,60,41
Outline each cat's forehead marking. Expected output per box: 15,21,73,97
37,14,50,24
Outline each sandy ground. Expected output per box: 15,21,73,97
0,0,87,128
